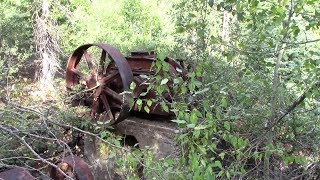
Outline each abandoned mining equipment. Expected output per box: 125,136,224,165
1,43,189,180
48,43,188,179
66,43,187,125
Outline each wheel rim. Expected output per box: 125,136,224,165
66,43,133,124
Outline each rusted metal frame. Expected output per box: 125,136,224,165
70,68,85,78
133,76,148,98
66,43,133,91
66,43,134,124
108,67,154,76
90,84,104,117
91,97,100,117
132,70,155,75
165,57,188,80
83,50,96,76
99,71,120,86
66,44,92,89
0,168,35,180
95,43,133,91
110,98,131,125
100,93,114,120
126,58,155,70
50,156,94,180
99,50,106,75
104,86,123,103
69,68,96,89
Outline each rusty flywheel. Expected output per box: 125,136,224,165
66,43,187,125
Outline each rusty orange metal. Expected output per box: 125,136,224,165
49,155,93,180
0,168,35,180
66,43,187,125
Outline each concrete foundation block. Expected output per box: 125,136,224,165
83,117,180,179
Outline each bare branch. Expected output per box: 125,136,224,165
282,38,320,45
268,81,320,130
0,124,74,180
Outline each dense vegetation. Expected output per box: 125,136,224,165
1,0,320,179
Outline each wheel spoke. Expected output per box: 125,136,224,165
91,99,99,117
71,68,85,78
100,71,120,85
99,50,106,75
71,68,97,88
91,86,103,117
83,50,97,76
104,86,123,104
100,94,114,120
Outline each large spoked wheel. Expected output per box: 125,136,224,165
66,43,133,125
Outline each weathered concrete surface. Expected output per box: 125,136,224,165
83,116,180,179
84,135,117,180
114,117,180,158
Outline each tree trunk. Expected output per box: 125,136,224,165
221,10,230,51
34,0,60,90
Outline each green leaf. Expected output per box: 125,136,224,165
221,96,227,108
205,166,214,179
226,171,231,179
130,82,136,90
101,131,108,138
158,52,166,61
176,26,185,33
293,25,300,37
188,13,196,18
187,124,195,128
161,78,169,85
284,155,295,165
230,136,237,148
195,125,207,130
147,100,152,107
108,153,116,159
188,81,196,91
219,152,225,160
194,80,202,87
173,78,181,84
136,99,142,106
171,119,186,124
114,140,121,147
238,137,244,148
160,102,169,112
213,160,222,169
193,129,200,138
144,106,150,113
195,87,210,95
157,85,164,94
216,109,221,120
196,66,203,77
181,85,187,93
190,111,199,124
140,91,148,96
224,121,230,131
295,155,306,165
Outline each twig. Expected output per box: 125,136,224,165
267,82,320,131
282,38,320,45
0,125,74,180
1,97,184,175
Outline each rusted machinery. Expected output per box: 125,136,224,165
66,43,187,124
0,168,35,180
49,155,93,180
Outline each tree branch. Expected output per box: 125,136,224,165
0,124,74,180
268,82,320,130
282,38,320,45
